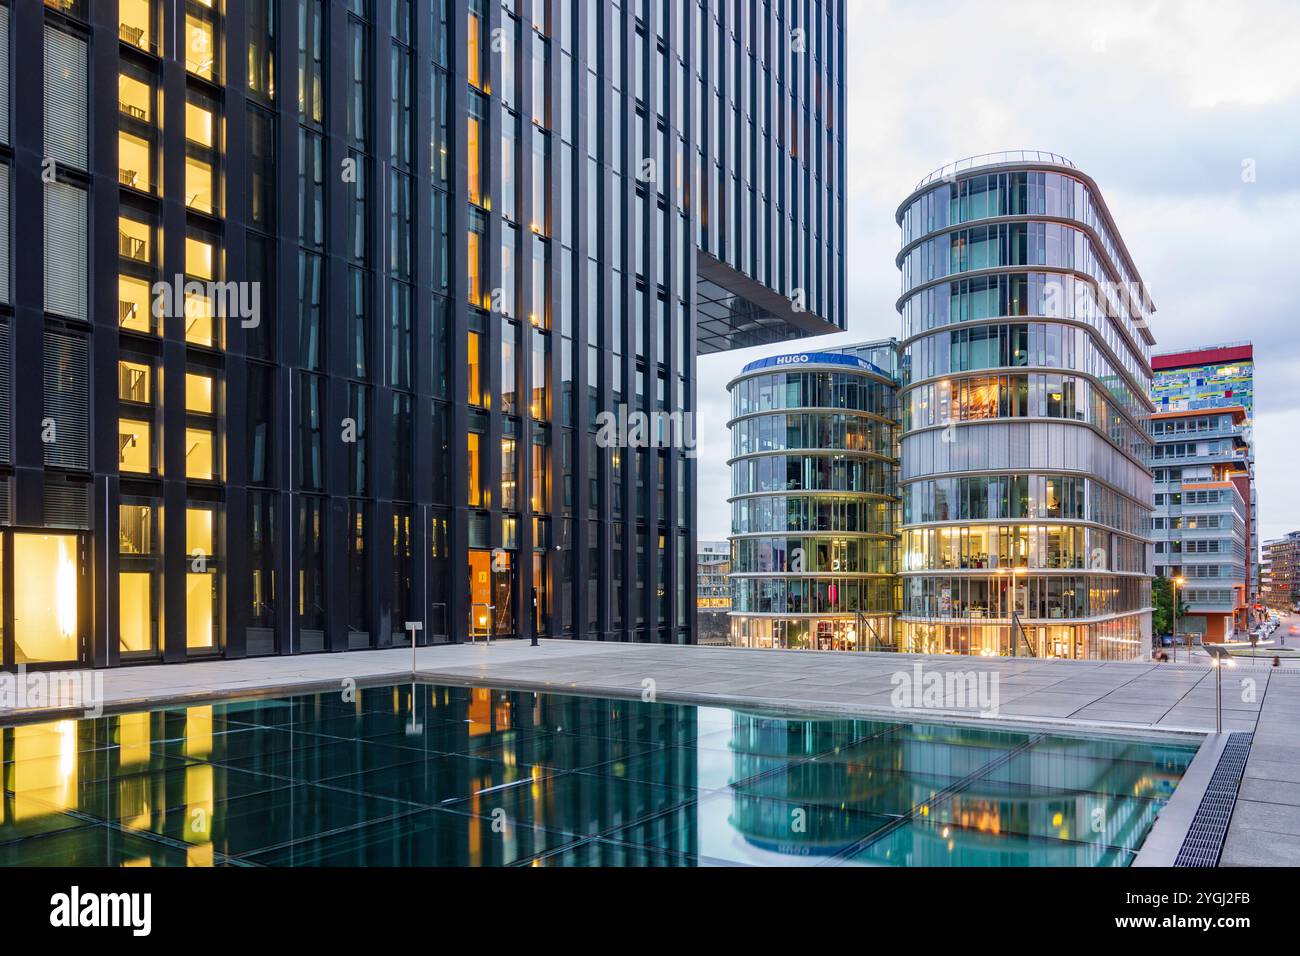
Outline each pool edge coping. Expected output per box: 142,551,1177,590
0,666,1213,744
1131,732,1230,867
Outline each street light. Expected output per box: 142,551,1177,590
1205,644,1236,734
1172,575,1186,662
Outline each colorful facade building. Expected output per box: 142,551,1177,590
1151,342,1260,632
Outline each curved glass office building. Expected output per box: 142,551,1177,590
727,343,899,651
895,152,1157,660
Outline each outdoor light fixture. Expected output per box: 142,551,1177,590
1205,644,1237,734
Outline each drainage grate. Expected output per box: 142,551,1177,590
1173,732,1252,867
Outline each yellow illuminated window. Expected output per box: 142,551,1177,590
185,427,216,480
185,373,214,413
468,115,482,205
118,73,152,122
185,156,216,213
118,131,152,192
119,419,152,474
185,237,214,279
118,275,152,333
186,573,217,651
185,102,215,147
119,216,151,263
468,331,483,406
119,504,154,555
119,0,153,51
186,507,214,556
468,12,482,90
119,360,151,404
119,572,153,654
468,433,482,506
13,535,80,664
185,15,216,80
183,291,215,347
468,229,483,307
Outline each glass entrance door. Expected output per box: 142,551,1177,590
9,532,87,666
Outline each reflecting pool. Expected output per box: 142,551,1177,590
0,683,1199,866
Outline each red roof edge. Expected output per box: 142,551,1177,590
1152,344,1253,371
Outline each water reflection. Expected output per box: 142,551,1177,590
0,685,1197,866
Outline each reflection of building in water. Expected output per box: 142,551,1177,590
726,711,1195,865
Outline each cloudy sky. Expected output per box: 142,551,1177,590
695,0,1300,546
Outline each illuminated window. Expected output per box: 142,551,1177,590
119,419,152,473
185,427,216,480
119,360,151,404
468,330,483,406
118,275,153,333
118,130,152,192
119,503,155,555
185,14,216,80
118,73,152,123
13,534,80,663
467,218,486,308
468,432,482,506
467,5,484,90
185,237,214,279
186,571,217,650
186,155,216,213
531,442,548,511
119,572,154,654
467,111,482,205
118,215,151,264
185,372,214,413
501,438,518,510
119,0,154,52
184,505,220,648
187,507,214,557
119,496,162,660
185,101,214,147
184,290,215,347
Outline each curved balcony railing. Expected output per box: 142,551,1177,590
914,150,1077,192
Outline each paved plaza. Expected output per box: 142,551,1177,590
3,638,1297,866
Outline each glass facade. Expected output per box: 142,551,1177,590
1,0,846,666
895,156,1157,660
1149,407,1252,641
726,345,899,651
1150,343,1259,623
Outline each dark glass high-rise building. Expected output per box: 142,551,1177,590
2,0,844,667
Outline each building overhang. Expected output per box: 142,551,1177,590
695,251,841,355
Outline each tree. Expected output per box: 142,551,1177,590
1152,576,1189,637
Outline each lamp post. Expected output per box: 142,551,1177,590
1205,645,1236,734
1171,575,1185,663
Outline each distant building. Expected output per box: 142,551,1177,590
1151,343,1259,608
727,341,900,651
696,541,732,645
1262,533,1300,613
1149,407,1252,641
